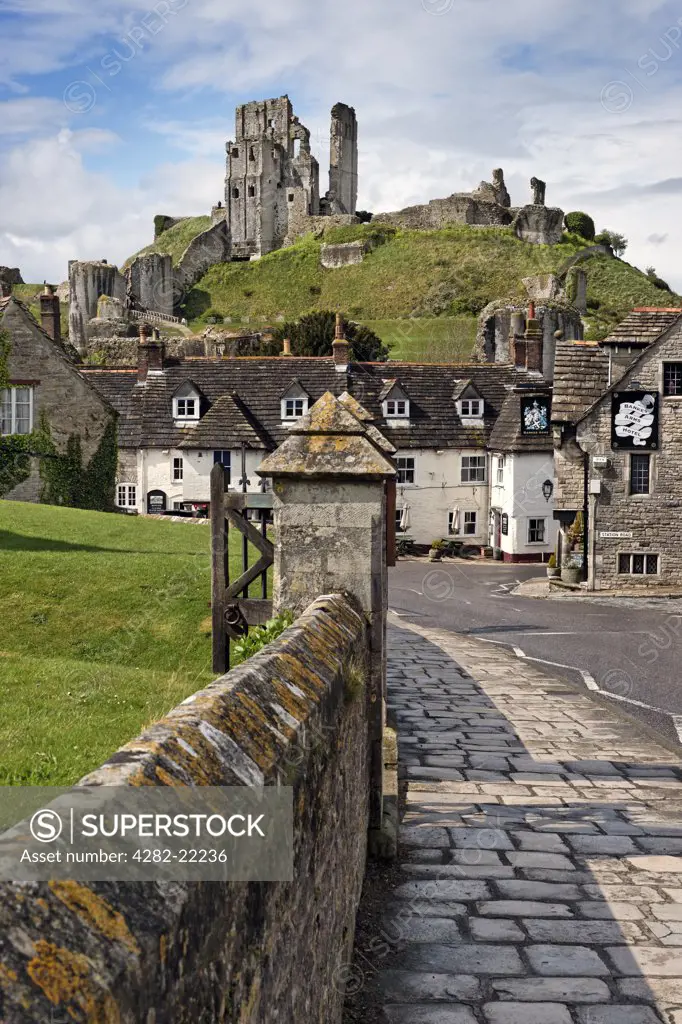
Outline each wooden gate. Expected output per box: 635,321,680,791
210,456,274,673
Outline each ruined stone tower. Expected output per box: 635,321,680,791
327,103,358,216
224,95,358,259
224,96,320,259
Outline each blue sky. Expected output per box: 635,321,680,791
3,0,682,288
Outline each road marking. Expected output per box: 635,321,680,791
472,638,670,715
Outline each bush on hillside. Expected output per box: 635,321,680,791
270,310,391,361
565,212,596,241
356,210,373,223
595,229,628,256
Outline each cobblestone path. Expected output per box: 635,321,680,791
374,620,682,1024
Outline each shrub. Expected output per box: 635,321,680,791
271,310,390,361
565,212,596,241
232,611,295,666
201,308,224,323
595,229,628,256
356,210,373,223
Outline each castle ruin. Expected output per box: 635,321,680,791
222,96,358,259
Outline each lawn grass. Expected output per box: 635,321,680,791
0,501,261,785
364,317,477,362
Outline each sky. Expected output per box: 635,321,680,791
3,0,682,288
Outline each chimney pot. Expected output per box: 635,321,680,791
524,306,544,373
282,337,292,356
332,314,349,370
39,285,61,345
137,327,165,383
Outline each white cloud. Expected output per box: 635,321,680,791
4,0,682,289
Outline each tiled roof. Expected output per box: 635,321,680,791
178,393,269,449
489,387,554,452
602,307,682,346
551,341,610,424
82,356,546,451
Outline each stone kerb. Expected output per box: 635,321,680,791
0,594,370,1024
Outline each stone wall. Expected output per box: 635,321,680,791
68,260,126,352
513,205,565,245
1,300,116,502
577,322,682,588
476,300,583,381
0,266,23,296
127,252,174,316
174,220,232,300
0,594,371,1023
320,240,366,268
374,194,513,231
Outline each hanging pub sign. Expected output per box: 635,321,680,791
501,513,509,536
147,489,168,514
611,391,658,450
521,396,550,434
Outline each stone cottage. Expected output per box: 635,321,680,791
552,308,682,589
0,291,116,503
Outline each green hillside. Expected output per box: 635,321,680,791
123,220,682,360
125,215,212,268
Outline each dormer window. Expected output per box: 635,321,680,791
173,382,201,422
385,399,409,417
460,399,483,418
283,398,307,419
380,381,410,421
280,378,310,422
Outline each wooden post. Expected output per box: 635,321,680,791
211,462,228,673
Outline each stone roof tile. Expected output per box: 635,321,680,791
551,342,610,424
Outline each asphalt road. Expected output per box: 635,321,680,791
389,557,682,742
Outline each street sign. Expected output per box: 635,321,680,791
599,531,633,539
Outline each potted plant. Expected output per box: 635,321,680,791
561,553,583,585
429,539,444,562
547,553,560,579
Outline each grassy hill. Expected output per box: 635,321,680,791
0,501,254,784
124,215,212,269
124,220,682,361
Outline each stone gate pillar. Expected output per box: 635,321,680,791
257,391,396,847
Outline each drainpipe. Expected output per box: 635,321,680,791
582,451,589,585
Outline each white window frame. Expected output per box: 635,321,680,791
395,508,405,534
281,397,309,421
384,398,409,418
1,386,34,435
463,511,477,536
496,456,505,485
528,517,546,544
173,393,200,422
461,455,486,484
396,455,415,485
459,398,483,419
116,484,137,509
172,456,184,482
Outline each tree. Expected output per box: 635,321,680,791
271,311,390,361
565,211,596,241
595,229,628,257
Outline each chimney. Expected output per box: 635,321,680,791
282,337,292,356
39,284,61,345
332,312,349,371
137,322,165,383
524,303,543,373
509,310,526,368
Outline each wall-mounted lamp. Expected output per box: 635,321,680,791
542,479,554,502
